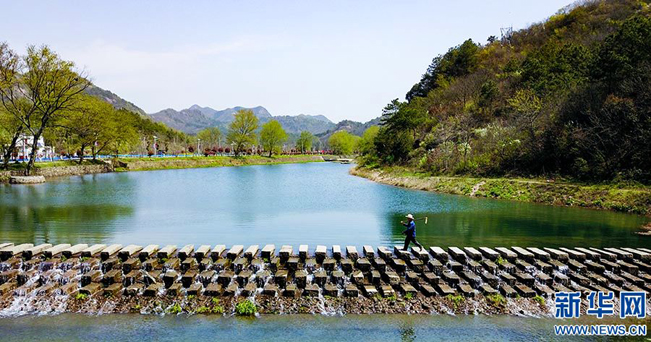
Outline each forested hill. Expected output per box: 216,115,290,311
361,0,651,183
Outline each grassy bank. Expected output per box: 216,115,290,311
0,155,328,182
115,155,327,172
351,166,651,216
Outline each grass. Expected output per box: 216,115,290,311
352,166,651,215
195,306,210,314
3,159,106,171
166,303,183,314
405,292,413,300
235,299,257,316
533,295,545,306
115,154,330,172
445,294,465,309
486,294,506,307
75,293,88,301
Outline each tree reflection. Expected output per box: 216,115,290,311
0,204,133,244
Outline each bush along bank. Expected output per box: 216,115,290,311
351,166,651,216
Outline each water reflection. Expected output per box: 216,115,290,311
0,204,133,244
0,163,647,247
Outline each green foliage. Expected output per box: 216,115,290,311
167,303,183,314
486,294,506,307
75,293,88,301
259,120,288,157
195,306,210,314
533,295,545,306
196,127,222,149
495,256,506,266
295,131,314,153
363,1,651,183
405,292,413,300
226,109,259,156
235,299,257,316
328,131,359,155
446,294,464,309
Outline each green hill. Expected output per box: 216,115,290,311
363,0,651,183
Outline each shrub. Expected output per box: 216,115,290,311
167,303,182,314
486,294,506,307
195,306,210,314
75,293,88,301
235,299,257,316
446,294,464,309
533,295,545,306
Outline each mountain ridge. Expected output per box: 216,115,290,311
149,105,338,135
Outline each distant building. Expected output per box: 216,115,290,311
14,134,54,160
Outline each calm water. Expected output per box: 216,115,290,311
0,314,627,342
0,162,648,248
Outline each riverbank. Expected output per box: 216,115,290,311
350,166,651,217
114,155,326,172
0,155,326,183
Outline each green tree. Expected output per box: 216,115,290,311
358,126,379,156
259,120,288,157
197,127,222,149
111,109,139,156
296,131,314,153
0,45,89,174
226,109,259,156
60,95,113,163
0,43,23,169
328,131,359,155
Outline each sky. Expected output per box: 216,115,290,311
2,0,573,122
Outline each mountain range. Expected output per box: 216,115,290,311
149,105,337,135
86,84,379,137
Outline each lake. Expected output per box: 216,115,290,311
0,162,647,248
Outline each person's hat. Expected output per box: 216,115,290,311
405,214,414,220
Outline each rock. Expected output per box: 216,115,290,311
9,176,45,184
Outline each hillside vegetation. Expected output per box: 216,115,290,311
360,0,651,184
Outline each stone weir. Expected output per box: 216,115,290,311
0,242,649,316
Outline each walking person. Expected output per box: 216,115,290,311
401,214,424,251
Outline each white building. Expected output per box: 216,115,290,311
15,134,54,160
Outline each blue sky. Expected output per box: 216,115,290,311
2,0,572,122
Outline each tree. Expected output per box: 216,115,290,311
197,127,222,149
296,131,314,153
358,126,379,156
507,88,542,141
328,131,359,155
0,43,23,169
110,109,139,156
226,109,258,156
259,120,287,157
60,95,113,163
0,45,89,175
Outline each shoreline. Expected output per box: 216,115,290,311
0,155,327,183
350,166,651,217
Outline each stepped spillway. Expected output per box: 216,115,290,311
0,243,649,316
